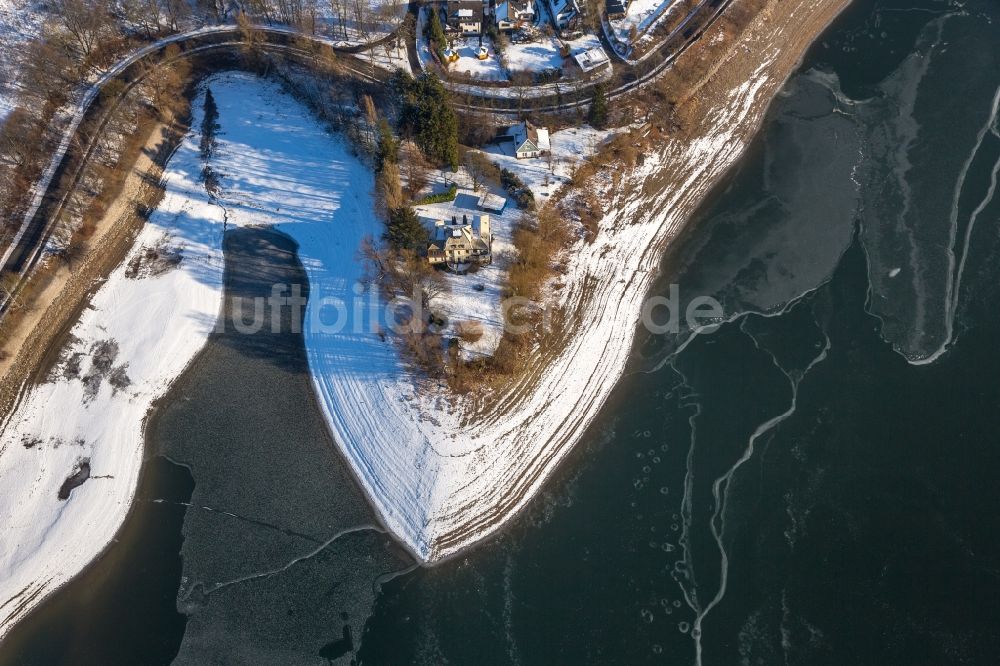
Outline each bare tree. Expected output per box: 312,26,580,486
120,0,163,38
50,0,117,62
462,149,493,191
329,0,350,38
0,109,38,170
164,0,193,31
16,37,75,107
236,10,265,52
399,141,431,198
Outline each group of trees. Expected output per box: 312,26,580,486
323,0,406,41
426,8,447,54
393,71,460,170
363,91,429,256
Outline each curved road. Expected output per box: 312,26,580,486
0,0,735,315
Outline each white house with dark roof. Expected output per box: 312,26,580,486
445,0,485,34
509,121,550,159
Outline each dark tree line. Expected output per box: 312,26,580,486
392,71,460,171
200,88,222,195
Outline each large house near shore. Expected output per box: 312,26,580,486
443,0,485,35
427,214,493,267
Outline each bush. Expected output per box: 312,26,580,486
500,168,525,190
456,320,484,343
416,183,458,204
500,168,535,210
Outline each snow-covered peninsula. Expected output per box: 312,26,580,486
0,0,849,639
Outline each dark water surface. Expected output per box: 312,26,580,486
150,227,411,665
4,0,1000,662
0,457,191,665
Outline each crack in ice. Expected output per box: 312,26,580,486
147,499,326,545
911,82,1000,365
201,524,386,596
690,319,831,665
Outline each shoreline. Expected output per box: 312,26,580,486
0,95,226,641
413,0,854,562
0,0,851,643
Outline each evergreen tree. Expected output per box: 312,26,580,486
427,8,446,50
200,88,220,159
376,118,398,172
395,72,460,170
200,89,222,197
384,207,429,253
588,83,608,129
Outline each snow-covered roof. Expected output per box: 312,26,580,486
574,46,610,72
500,0,535,17
511,121,550,156
535,128,550,151
478,192,507,212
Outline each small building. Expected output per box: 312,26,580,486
445,0,485,35
510,120,550,159
427,215,492,267
573,46,610,72
478,192,507,213
495,0,536,31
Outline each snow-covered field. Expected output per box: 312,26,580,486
504,35,565,74
0,71,381,639
486,124,612,197
450,37,507,81
1,37,780,637
353,41,411,74
0,84,227,637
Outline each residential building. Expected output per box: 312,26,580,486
606,0,630,19
509,120,550,159
574,45,610,72
445,0,485,35
495,0,536,31
427,214,493,266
